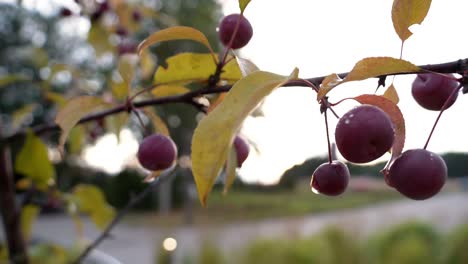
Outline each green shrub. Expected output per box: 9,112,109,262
197,242,226,264
317,227,366,264
442,223,468,264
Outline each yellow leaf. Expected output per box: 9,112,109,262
154,53,242,85
73,184,115,230
239,0,252,13
318,73,343,99
15,130,55,187
140,49,156,80
55,96,111,154
151,85,190,97
392,0,432,42
236,56,260,77
317,57,420,100
20,205,40,242
44,92,67,108
137,26,215,56
223,146,238,194
111,79,128,101
88,24,115,56
11,104,37,130
207,93,227,113
68,126,85,154
118,54,138,87
141,107,170,136
383,84,400,104
191,68,299,206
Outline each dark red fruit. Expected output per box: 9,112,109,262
411,73,459,111
60,8,72,17
132,9,142,22
335,105,395,163
218,14,253,49
115,25,128,36
310,161,350,196
387,149,447,200
137,134,177,171
233,135,250,167
91,1,110,21
117,42,137,55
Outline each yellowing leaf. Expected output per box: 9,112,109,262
88,24,115,56
383,84,400,104
15,130,55,187
354,94,405,169
154,53,242,85
141,107,170,136
318,73,344,99
20,205,40,242
392,0,432,42
73,184,115,230
118,54,138,85
55,96,111,154
151,85,190,97
317,57,420,100
239,0,252,13
111,79,128,101
223,146,238,194
137,26,215,56
191,68,299,206
44,92,67,108
140,49,156,80
68,126,85,154
236,56,260,77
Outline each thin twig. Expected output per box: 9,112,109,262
72,168,177,264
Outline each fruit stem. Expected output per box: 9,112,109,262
324,108,333,164
219,14,244,67
423,83,462,150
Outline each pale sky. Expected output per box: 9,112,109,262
83,0,468,184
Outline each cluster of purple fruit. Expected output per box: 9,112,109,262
311,73,459,200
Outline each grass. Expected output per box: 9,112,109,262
126,180,402,228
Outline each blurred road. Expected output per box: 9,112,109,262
2,192,468,264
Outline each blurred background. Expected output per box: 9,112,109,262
1,0,468,263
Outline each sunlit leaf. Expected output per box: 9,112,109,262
154,53,242,85
236,56,260,77
354,94,405,169
192,68,299,206
140,49,156,80
151,85,190,97
239,0,252,13
392,0,432,42
0,74,31,88
55,96,111,154
12,104,37,130
223,146,238,194
137,26,215,56
317,57,420,100
383,84,400,104
141,107,170,136
15,130,55,187
20,205,40,242
73,184,115,230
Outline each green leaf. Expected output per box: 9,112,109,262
15,130,55,187
354,94,406,170
137,26,215,56
0,74,31,88
392,0,432,42
154,53,242,85
191,68,299,206
383,84,400,104
55,96,111,154
20,205,40,242
318,57,420,100
73,184,115,230
239,0,252,13
223,146,238,194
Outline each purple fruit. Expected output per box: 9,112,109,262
387,149,447,200
137,134,177,171
218,14,253,49
412,73,459,111
233,135,250,167
335,105,395,163
310,161,350,196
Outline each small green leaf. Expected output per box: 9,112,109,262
20,205,40,242
137,26,215,56
55,96,111,154
318,57,420,100
73,184,115,230
223,146,238,194
239,0,252,13
15,130,55,187
191,68,299,206
392,0,432,42
154,53,242,85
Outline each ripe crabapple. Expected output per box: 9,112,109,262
233,135,250,167
137,134,177,171
411,73,459,111
387,149,447,200
310,161,350,196
218,14,253,49
335,105,395,163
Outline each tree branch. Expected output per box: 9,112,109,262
2,58,467,145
